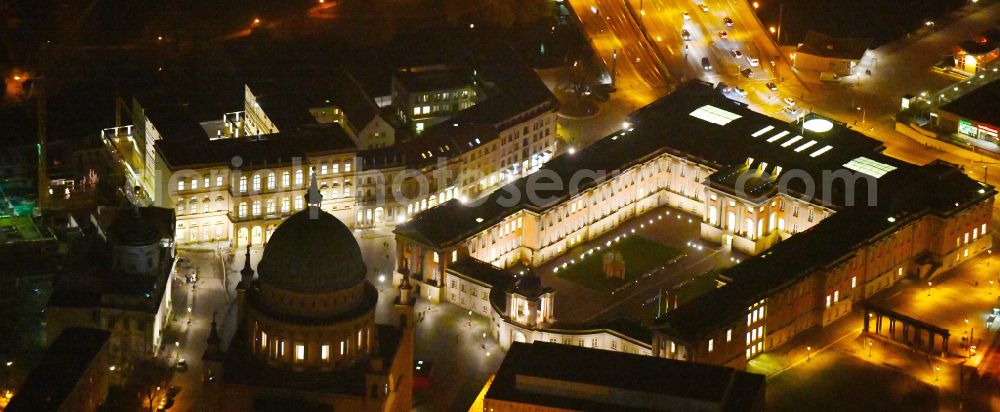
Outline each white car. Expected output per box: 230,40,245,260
782,97,796,106
699,4,709,12
747,56,760,67
682,12,691,21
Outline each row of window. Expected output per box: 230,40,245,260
956,224,988,248
178,176,224,191
238,196,303,217
258,328,366,363
177,166,353,194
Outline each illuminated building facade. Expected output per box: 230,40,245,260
442,259,650,352
395,81,995,366
954,29,1000,75
933,78,1000,145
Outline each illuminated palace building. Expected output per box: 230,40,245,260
99,53,556,248
394,81,994,363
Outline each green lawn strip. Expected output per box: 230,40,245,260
556,236,681,294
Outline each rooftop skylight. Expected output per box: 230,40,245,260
751,125,775,137
843,156,897,178
780,135,804,147
809,145,833,157
689,105,742,125
766,131,790,143
794,140,818,152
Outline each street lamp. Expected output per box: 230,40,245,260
468,310,473,327
856,107,866,124
769,26,776,35
867,338,873,357
752,1,759,10
806,346,812,361
927,281,932,296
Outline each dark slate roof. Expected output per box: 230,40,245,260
245,67,381,132
486,342,764,412
395,81,894,248
155,124,356,169
109,208,160,246
655,161,994,342
797,31,872,60
257,207,366,293
130,73,243,141
6,328,110,412
939,78,1000,127
394,67,474,93
958,29,1000,55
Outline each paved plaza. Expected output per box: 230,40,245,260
757,248,1000,411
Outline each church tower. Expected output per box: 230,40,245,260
392,272,416,409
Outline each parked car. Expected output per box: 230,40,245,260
734,87,748,97
717,81,731,92
682,12,691,21
699,4,709,12
701,57,712,70
740,67,752,78
766,82,778,91
682,29,691,41
730,49,743,59
414,360,434,390
723,17,733,27
747,56,760,67
718,31,728,39
820,72,842,82
782,97,796,106
783,106,798,115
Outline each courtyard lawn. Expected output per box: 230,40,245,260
556,236,681,294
